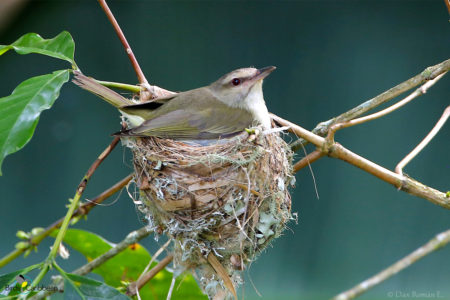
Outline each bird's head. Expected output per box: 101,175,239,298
209,66,276,108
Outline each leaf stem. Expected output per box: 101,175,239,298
96,80,141,93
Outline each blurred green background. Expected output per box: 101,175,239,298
1,0,449,299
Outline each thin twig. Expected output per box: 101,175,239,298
97,0,148,86
445,0,450,15
327,72,447,141
333,229,450,300
271,114,450,209
97,0,176,100
73,226,152,276
166,274,176,300
396,106,450,176
289,58,450,152
293,150,324,173
0,174,132,268
126,254,174,297
29,137,121,289
29,226,152,300
127,239,173,296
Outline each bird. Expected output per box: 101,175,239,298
73,66,275,140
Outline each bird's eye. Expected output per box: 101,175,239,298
231,78,241,86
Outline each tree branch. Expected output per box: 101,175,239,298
126,254,174,297
97,0,175,100
333,229,450,300
29,137,121,289
73,226,152,276
290,58,450,152
396,105,450,176
97,0,148,86
0,174,132,268
293,150,324,173
29,226,152,300
271,114,450,209
326,72,446,142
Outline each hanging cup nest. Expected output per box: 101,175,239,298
124,128,294,299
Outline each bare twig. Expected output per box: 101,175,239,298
126,254,174,297
83,137,121,182
0,174,132,268
166,274,176,300
396,106,450,176
80,174,133,213
289,59,450,152
271,114,450,209
333,229,450,300
97,0,148,86
29,137,121,289
97,0,175,100
327,73,447,141
127,239,173,297
29,226,152,300
73,226,152,276
293,150,324,173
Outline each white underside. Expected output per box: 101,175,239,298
241,82,271,129
120,111,145,127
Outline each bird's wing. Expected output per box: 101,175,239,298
120,94,177,111
117,105,253,140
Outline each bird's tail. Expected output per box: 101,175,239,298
72,70,134,108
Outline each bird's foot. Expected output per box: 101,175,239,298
245,128,260,142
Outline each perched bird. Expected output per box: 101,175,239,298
73,66,275,140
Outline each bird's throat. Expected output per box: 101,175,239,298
244,82,271,129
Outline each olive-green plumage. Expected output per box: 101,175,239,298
73,66,275,140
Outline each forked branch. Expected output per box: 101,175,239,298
0,174,132,268
97,0,148,86
290,59,450,152
97,0,175,100
91,3,450,300
29,226,153,300
272,114,450,209
326,72,447,142
396,106,450,176
28,137,122,290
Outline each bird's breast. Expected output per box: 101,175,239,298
243,88,271,129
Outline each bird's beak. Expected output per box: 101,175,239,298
251,66,276,81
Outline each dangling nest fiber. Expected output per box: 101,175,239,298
125,129,294,299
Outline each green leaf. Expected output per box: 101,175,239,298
0,31,75,65
56,229,206,299
0,70,70,175
64,273,130,300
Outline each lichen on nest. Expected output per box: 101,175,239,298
124,128,294,299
